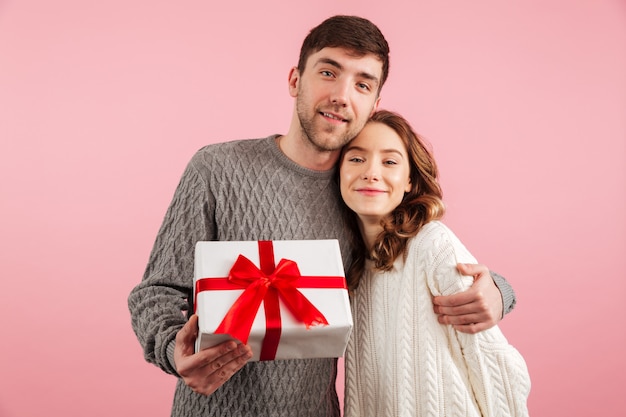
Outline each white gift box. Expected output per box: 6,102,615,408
193,239,353,361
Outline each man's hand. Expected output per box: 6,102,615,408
174,314,253,396
432,263,504,334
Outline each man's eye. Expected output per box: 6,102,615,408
321,70,334,77
357,83,370,91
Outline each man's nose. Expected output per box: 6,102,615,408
330,80,350,107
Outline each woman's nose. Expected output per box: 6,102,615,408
361,165,379,181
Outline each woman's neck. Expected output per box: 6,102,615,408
357,217,384,252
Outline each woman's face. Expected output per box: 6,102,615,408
340,121,412,224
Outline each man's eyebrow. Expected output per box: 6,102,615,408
316,57,343,70
315,58,380,85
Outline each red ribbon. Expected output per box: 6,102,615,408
194,241,347,360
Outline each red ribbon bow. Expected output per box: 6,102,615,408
215,254,329,345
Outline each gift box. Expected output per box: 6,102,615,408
193,239,353,361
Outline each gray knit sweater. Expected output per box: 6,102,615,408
127,135,516,416
128,136,350,417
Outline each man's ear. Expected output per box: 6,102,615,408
370,95,382,116
288,67,300,98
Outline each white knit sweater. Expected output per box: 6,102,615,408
344,221,531,417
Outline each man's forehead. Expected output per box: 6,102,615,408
308,46,382,63
307,47,383,77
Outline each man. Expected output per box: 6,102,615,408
128,15,515,417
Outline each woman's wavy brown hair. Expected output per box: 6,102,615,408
339,110,446,291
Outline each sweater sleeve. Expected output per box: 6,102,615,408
127,153,215,375
491,270,517,316
426,224,531,416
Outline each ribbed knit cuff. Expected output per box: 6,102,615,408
490,270,517,317
166,339,180,376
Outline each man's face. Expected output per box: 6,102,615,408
289,47,383,152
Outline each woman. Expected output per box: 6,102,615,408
339,110,530,416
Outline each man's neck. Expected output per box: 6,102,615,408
276,134,341,171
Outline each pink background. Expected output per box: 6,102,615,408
1,1,624,416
